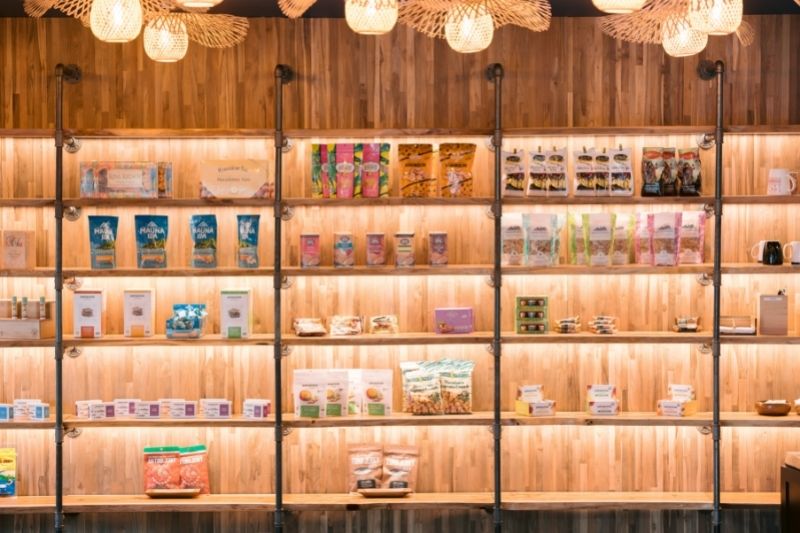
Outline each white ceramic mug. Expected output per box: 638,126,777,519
750,240,766,262
767,168,798,196
784,241,800,265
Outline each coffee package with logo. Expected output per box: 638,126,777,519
574,149,596,196
502,150,526,197
135,215,168,268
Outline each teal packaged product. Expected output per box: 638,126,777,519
165,304,207,338
88,215,118,269
135,215,168,269
237,214,260,268
190,214,217,268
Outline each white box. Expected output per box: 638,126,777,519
13,399,42,419
29,403,50,420
588,399,619,415
123,289,155,337
516,399,556,416
1,230,36,269
89,402,115,420
75,399,102,418
159,398,184,418
667,384,695,401
200,399,231,418
243,399,271,419
169,400,198,419
73,289,105,338
517,385,544,402
113,398,140,418
586,384,617,401
135,401,161,418
199,160,273,199
220,289,252,339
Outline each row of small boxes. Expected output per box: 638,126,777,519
73,288,252,339
515,296,548,334
656,384,698,417
515,385,557,416
0,400,50,421
75,398,270,420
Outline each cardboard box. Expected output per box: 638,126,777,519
657,399,698,417
759,294,788,335
199,160,273,199
124,289,155,337
588,399,619,415
169,400,197,419
220,289,252,339
73,289,105,338
586,384,617,401
89,402,115,420
0,404,13,422
201,399,231,419
243,399,271,419
517,385,544,402
515,399,557,416
434,307,474,334
113,399,140,418
135,401,161,419
1,231,36,270
75,400,102,418
80,161,159,198
29,403,50,420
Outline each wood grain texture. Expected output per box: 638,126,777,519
1,16,799,130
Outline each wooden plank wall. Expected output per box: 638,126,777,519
0,16,798,130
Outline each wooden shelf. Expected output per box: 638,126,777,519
0,267,55,277
721,263,800,274
721,412,800,427
721,334,800,345
283,332,492,346
62,494,275,513
64,334,275,348
503,196,710,206
64,414,273,429
724,195,800,205
65,198,274,208
284,197,492,207
61,267,275,278
503,264,712,275
0,199,54,208
284,412,496,429
2,125,799,140
507,412,711,427
0,496,55,514
503,332,711,344
0,491,778,515
0,418,54,430
0,339,54,349
284,265,491,277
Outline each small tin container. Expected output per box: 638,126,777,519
366,233,386,266
333,232,355,267
300,233,321,267
428,231,448,266
394,232,415,267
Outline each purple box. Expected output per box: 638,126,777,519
434,307,474,334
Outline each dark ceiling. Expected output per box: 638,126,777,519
1,0,798,17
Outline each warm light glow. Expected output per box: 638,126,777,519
445,3,495,54
591,0,646,14
662,14,708,57
345,0,398,35
90,0,143,43
175,0,224,8
688,0,743,35
144,17,189,63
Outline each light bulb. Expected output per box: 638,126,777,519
445,4,494,54
591,0,646,14
688,0,742,35
144,17,189,63
175,0,223,8
90,0,143,43
345,0,398,35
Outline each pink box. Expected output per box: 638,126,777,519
434,307,474,334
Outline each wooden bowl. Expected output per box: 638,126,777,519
755,401,791,416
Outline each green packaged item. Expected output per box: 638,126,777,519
311,144,324,198
568,212,587,265
612,214,634,265
237,214,260,268
88,215,118,269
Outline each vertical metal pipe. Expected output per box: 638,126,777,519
486,62,504,533
273,63,293,533
53,62,79,533
54,62,66,533
711,59,725,533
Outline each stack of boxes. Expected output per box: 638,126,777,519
515,296,548,334
586,385,620,415
656,384,698,417
514,384,557,416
